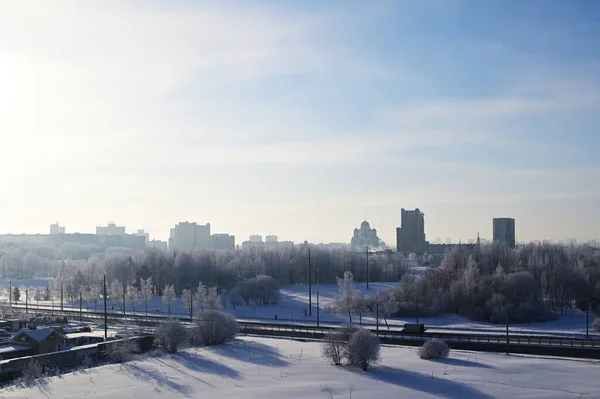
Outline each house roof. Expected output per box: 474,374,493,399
14,328,66,343
0,343,30,354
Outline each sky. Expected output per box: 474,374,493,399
0,0,599,246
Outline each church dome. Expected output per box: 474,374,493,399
360,220,370,229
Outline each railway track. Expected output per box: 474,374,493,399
11,304,600,359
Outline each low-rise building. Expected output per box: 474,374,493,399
11,328,68,355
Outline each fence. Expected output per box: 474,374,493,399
0,335,154,384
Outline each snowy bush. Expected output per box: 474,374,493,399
104,335,140,363
418,338,450,360
193,310,239,346
19,360,44,386
154,320,189,353
321,330,346,365
347,328,380,371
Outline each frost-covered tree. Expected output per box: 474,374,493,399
12,286,20,302
332,271,362,323
181,288,194,318
43,285,51,301
140,277,153,315
33,288,42,306
154,319,189,353
127,285,139,313
376,291,399,329
109,280,124,313
89,284,101,312
347,328,380,371
162,284,176,316
203,287,221,311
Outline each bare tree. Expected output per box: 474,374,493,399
109,280,124,313
162,284,176,316
89,284,101,312
321,330,346,365
140,277,153,315
127,285,139,313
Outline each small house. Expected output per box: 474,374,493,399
11,328,68,355
0,319,27,333
0,342,32,360
65,332,104,347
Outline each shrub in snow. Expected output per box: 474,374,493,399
321,330,347,365
418,338,450,360
19,360,43,386
347,328,381,371
154,320,189,354
193,310,239,346
104,335,140,363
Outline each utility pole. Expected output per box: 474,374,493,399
416,290,419,324
505,307,509,355
585,273,591,338
190,288,193,321
316,289,320,327
103,276,108,340
366,246,369,290
308,248,312,316
476,233,481,264
25,289,28,314
586,296,589,339
79,292,83,322
376,300,379,336
61,283,64,311
8,279,11,305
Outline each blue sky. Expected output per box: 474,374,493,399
0,1,598,245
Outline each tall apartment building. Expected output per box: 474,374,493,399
396,208,428,254
211,234,235,251
96,222,126,235
49,222,65,235
168,222,211,250
265,235,278,243
249,235,262,243
493,218,516,248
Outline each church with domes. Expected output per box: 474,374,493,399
350,220,381,252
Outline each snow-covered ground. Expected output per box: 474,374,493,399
9,282,597,337
2,336,599,399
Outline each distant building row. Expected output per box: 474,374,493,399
168,222,235,251
348,209,516,255
241,234,294,250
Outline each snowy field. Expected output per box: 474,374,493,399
1,336,599,399
10,282,596,338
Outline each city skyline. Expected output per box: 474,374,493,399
1,1,599,245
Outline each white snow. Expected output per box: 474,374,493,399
1,336,599,399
